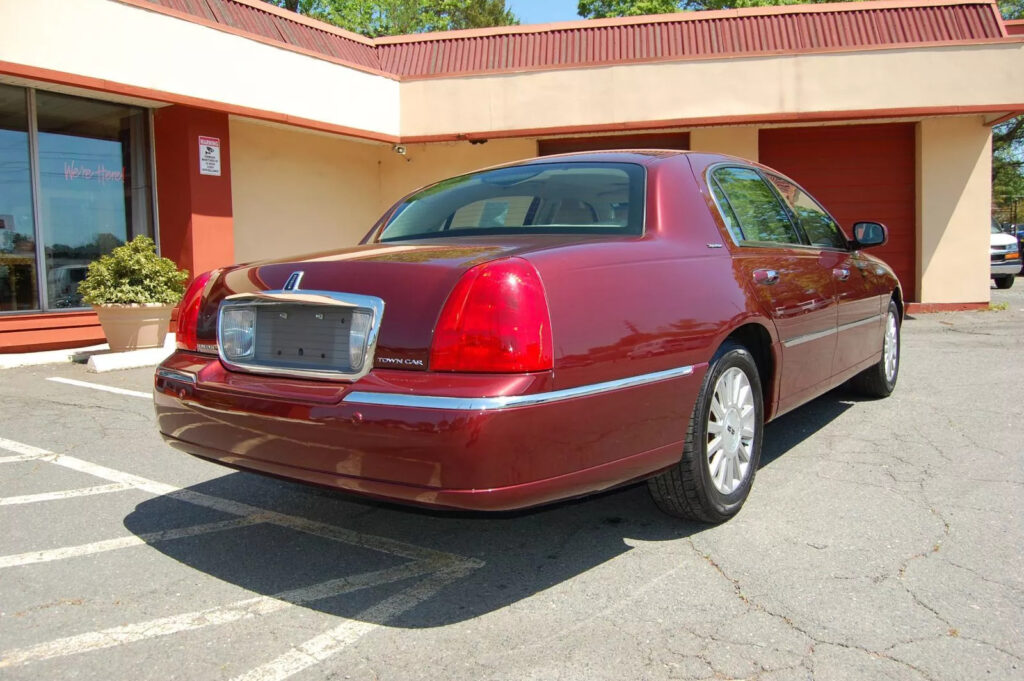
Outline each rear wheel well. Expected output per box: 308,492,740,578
724,324,774,416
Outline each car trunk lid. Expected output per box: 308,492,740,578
194,238,583,375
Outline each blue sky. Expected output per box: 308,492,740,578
507,0,583,25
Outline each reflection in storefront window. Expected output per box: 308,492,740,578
36,92,153,308
0,84,38,312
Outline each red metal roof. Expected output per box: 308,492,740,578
142,0,381,71
135,0,1011,79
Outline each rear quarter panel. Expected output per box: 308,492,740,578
525,156,775,442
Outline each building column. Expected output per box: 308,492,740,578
915,116,992,305
689,127,759,162
153,105,234,279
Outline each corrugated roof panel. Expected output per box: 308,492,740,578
158,0,217,21
142,0,379,70
137,1,1008,78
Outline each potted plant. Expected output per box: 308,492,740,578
77,236,189,352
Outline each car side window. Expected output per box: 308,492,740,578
765,174,847,250
708,177,745,243
711,167,802,245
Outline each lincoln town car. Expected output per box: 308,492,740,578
154,152,901,522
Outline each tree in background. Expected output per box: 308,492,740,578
993,117,1024,224
579,0,1024,223
998,0,1023,20
262,0,517,37
580,0,1024,19
578,0,860,19
993,0,1022,222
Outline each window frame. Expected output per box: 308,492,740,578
706,164,805,248
0,86,158,316
375,161,648,243
761,171,850,252
706,163,851,253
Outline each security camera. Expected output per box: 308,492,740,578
392,145,407,155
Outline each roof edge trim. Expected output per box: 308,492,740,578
400,103,1024,143
118,0,1012,79
0,60,400,145
394,36,1024,82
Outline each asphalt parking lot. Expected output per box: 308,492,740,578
1,284,1021,681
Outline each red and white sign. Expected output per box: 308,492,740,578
198,136,221,176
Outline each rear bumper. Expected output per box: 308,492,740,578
161,434,687,511
154,352,702,511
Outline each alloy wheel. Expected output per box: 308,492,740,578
884,310,899,383
706,367,756,495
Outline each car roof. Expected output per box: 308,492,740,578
505,149,759,170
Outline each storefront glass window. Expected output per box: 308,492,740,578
36,91,153,309
0,84,38,312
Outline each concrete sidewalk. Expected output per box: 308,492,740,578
0,333,176,373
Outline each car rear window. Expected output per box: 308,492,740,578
377,162,645,242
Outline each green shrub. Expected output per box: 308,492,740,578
77,236,188,305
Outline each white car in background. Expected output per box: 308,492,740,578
991,219,1019,289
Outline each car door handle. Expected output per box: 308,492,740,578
833,268,850,281
753,269,780,286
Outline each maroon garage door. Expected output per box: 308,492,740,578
760,123,917,302
539,132,689,156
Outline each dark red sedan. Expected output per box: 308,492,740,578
155,151,901,522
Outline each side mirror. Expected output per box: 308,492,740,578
852,221,887,249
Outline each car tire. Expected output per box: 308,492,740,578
994,274,1014,290
648,341,763,523
851,299,900,398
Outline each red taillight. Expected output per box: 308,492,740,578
430,258,553,373
176,271,213,352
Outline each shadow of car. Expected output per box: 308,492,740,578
127,391,854,627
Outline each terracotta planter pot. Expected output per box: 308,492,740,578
93,304,175,352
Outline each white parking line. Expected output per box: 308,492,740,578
0,482,132,506
0,453,53,464
0,561,441,668
0,437,53,459
46,376,150,400
0,516,265,569
0,439,464,565
233,563,476,681
0,435,483,680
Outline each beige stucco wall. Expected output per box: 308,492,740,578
229,119,385,262
1,0,400,137
230,121,537,261
400,43,1024,137
377,139,538,212
232,114,997,307
689,127,759,161
916,116,992,304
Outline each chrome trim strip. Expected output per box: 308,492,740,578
782,313,883,348
837,314,882,333
781,327,836,348
156,368,196,384
343,365,695,411
217,289,385,382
